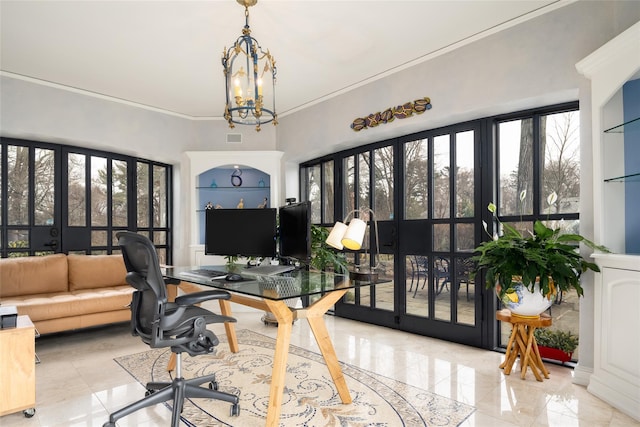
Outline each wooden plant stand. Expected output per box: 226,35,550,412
496,309,552,382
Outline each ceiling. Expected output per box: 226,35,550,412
1,0,565,119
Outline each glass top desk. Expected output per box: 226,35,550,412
164,265,382,426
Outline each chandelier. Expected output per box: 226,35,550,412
222,0,277,132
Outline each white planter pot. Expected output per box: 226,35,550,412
497,280,556,317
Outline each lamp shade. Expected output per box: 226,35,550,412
325,222,348,250
341,218,366,250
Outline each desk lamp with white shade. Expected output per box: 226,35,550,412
325,208,380,282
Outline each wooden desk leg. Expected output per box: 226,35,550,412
218,299,239,353
305,289,352,404
263,299,294,427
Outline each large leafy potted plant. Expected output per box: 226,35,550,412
472,192,609,317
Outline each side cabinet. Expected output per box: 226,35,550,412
0,315,36,417
590,254,640,421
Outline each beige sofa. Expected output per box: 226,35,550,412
0,253,156,335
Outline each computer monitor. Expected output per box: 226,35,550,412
278,201,311,264
205,208,277,257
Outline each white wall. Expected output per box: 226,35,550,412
275,1,640,164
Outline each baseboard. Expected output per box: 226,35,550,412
588,374,640,421
572,364,592,386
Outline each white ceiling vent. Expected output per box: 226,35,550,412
226,133,242,144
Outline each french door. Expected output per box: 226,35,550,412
327,122,486,347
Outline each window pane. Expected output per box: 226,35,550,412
433,223,450,252
91,156,107,226
455,223,475,252
91,230,107,246
434,256,451,322
404,139,428,220
456,257,476,326
455,131,474,218
374,146,394,220
153,231,167,245
541,111,580,214
358,153,370,212
137,162,149,227
112,160,128,227
7,145,29,225
68,153,86,226
406,255,429,317
8,229,29,250
34,148,56,226
343,156,355,217
499,119,533,215
433,135,450,219
153,165,167,227
322,161,334,224
307,165,321,224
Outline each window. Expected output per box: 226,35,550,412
1,138,172,262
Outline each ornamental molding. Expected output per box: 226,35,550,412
350,97,432,132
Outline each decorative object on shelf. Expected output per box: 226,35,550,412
210,179,218,188
472,192,609,318
222,0,277,132
534,328,578,363
258,178,265,188
231,167,243,187
325,208,380,281
205,201,214,210
258,197,268,208
350,97,432,132
237,198,244,209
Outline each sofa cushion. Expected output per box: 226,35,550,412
1,286,134,322
0,253,68,298
68,254,128,291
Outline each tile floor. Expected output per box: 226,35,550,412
1,307,638,427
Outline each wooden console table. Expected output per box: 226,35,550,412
496,309,552,382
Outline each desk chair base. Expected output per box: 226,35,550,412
103,352,240,427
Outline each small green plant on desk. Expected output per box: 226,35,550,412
224,255,239,272
534,328,579,363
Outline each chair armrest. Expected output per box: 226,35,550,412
174,290,231,306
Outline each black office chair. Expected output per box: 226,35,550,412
104,231,240,427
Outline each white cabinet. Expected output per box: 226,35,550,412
589,255,640,421
576,21,640,421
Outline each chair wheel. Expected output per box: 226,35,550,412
230,403,240,416
208,381,219,391
23,408,35,418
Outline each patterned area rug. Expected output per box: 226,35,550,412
114,329,475,426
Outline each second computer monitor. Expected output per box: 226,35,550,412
278,201,311,264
